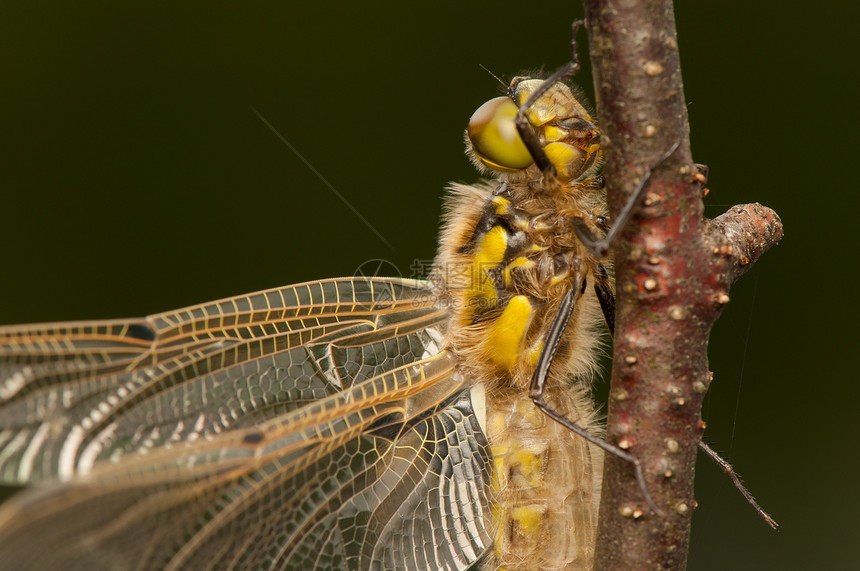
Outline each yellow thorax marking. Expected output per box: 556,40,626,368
465,225,508,312
492,195,511,215
502,256,534,287
486,295,533,370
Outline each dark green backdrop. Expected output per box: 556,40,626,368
1,2,855,569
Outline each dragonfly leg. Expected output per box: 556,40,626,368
573,141,681,258
694,163,709,185
594,263,615,337
694,162,711,198
513,21,587,177
529,280,662,515
698,441,779,529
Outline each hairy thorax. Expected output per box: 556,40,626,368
433,172,607,570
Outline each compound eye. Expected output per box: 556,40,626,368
467,96,534,172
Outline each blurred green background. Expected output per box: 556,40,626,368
0,1,856,569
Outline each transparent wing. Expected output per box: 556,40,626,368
0,277,444,482
0,277,495,570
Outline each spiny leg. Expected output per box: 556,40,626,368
572,140,680,258
529,275,661,515
698,441,779,529
513,20,587,176
594,263,615,337
511,20,680,259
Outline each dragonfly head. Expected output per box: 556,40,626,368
467,77,601,182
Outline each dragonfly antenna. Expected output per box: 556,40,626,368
479,64,507,89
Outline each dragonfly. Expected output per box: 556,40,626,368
0,26,631,570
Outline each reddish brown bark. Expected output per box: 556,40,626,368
582,1,783,568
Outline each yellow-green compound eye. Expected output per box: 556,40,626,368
467,96,534,172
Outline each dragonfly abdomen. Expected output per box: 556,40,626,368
484,386,602,570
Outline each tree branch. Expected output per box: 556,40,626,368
582,1,783,568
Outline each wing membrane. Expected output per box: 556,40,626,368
0,277,446,482
0,354,493,570
0,277,494,570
